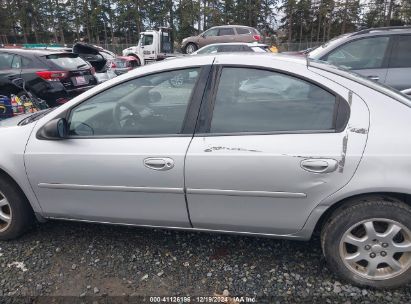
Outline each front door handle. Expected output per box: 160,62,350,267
300,159,338,174
367,75,379,81
144,157,174,171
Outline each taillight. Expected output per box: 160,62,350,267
90,67,96,75
110,62,117,68
36,71,68,81
253,35,261,41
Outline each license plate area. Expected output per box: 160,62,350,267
73,76,88,86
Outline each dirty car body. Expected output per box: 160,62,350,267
1,53,411,287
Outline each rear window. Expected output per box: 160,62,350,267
114,59,128,68
219,28,235,36
251,46,269,52
44,53,89,70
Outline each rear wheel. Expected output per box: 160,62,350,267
321,197,411,288
184,43,198,54
0,176,34,240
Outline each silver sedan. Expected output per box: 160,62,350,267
1,53,411,288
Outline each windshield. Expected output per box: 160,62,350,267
251,46,270,52
308,34,351,59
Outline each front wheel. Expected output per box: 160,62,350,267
321,197,411,288
0,176,34,240
184,43,198,54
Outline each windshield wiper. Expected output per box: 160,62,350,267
18,108,55,126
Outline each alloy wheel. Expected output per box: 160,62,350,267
186,44,196,54
0,191,11,232
339,218,411,280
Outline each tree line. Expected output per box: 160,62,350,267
0,0,410,47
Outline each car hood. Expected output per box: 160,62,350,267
0,113,33,127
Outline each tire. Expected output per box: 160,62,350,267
184,43,198,54
0,175,34,240
321,196,411,288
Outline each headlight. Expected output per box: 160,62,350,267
182,38,187,43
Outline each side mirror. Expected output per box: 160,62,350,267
38,118,68,140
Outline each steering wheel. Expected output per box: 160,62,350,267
113,102,142,131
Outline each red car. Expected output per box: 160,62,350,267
111,56,140,75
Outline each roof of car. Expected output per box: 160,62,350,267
349,25,411,37
0,48,69,56
211,25,254,29
199,42,268,47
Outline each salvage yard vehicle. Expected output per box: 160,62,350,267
309,26,411,92
181,25,261,54
122,27,173,66
0,49,97,107
1,53,411,288
181,25,262,54
73,43,117,83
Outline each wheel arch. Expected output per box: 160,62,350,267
127,53,143,66
313,192,411,237
0,166,44,221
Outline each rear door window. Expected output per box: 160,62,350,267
236,28,251,35
218,28,235,36
44,53,89,70
389,35,411,68
210,67,337,133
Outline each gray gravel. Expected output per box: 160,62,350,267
0,221,410,303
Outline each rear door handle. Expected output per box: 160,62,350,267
144,157,174,171
300,159,338,173
367,75,379,81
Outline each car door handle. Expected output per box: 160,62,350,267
367,75,379,81
300,159,338,174
143,157,174,171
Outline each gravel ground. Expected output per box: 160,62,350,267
0,221,410,303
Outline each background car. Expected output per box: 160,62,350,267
73,43,117,83
309,26,411,93
1,53,411,288
0,49,97,107
181,25,261,54
111,56,140,75
192,42,270,54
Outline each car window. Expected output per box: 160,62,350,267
236,28,251,35
203,29,219,37
21,57,32,68
11,55,22,69
218,45,246,52
142,34,154,46
251,46,269,52
69,68,200,136
218,28,235,36
0,53,14,69
389,35,411,68
210,68,337,133
196,45,219,54
45,53,89,70
325,36,390,70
